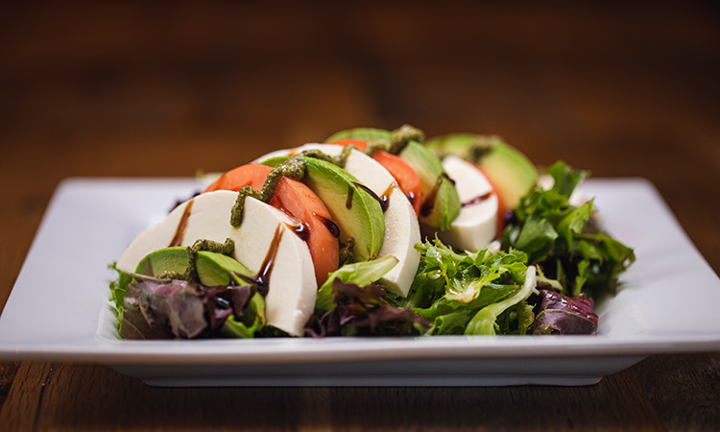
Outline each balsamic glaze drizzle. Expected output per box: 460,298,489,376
353,182,389,212
318,215,341,238
286,222,310,241
234,224,285,297
169,198,195,247
462,191,493,207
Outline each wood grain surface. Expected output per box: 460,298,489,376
1,2,720,430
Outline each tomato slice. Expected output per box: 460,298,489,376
331,138,422,215
204,164,339,286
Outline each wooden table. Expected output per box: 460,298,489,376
2,2,719,430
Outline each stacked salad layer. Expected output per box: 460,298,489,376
109,125,635,339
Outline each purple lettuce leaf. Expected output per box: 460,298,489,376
530,290,598,335
306,279,430,337
121,279,255,340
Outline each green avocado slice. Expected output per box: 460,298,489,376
325,127,461,231
135,247,253,286
425,134,538,210
261,156,385,262
326,127,394,144
398,141,460,230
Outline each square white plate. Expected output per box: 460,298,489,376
1,178,719,387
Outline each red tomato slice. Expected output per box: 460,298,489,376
204,164,339,286
330,138,422,215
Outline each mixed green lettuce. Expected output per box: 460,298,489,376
109,265,265,340
395,239,537,336
108,262,131,333
503,161,635,299
307,256,430,337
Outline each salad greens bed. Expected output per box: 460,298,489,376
109,158,635,339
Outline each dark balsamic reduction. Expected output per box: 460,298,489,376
169,198,195,247
255,225,284,296
287,222,310,241
462,191,493,207
380,184,394,211
346,185,354,209
420,173,456,217
406,191,416,207
353,182,389,212
235,224,285,297
442,172,456,185
420,176,443,217
318,215,341,238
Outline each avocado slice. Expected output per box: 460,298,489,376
135,247,253,286
425,134,538,210
398,141,460,230
326,127,394,144
262,156,385,262
326,127,461,231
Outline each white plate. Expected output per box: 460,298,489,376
1,178,719,387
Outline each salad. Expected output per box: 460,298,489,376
109,125,635,339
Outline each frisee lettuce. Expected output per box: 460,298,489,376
464,266,536,335
403,238,538,335
503,161,635,299
108,262,132,333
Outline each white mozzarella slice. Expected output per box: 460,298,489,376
437,155,499,251
255,143,421,297
376,186,421,295
117,191,317,337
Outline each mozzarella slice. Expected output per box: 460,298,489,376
436,155,499,251
117,191,317,337
254,143,421,297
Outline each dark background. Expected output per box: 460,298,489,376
1,1,720,430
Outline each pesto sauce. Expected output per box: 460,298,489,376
190,238,235,255
432,135,492,163
156,270,189,281
468,137,494,163
230,157,307,228
362,139,389,157
300,144,353,168
184,238,235,282
338,238,356,267
359,125,425,157
389,124,425,154
230,186,264,228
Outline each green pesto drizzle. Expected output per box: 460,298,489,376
299,144,353,168
155,270,190,281
188,238,234,282
190,238,235,256
389,124,425,154
357,125,426,157
338,237,356,267
230,157,306,228
432,135,495,163
156,238,235,282
467,136,496,162
362,139,390,157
